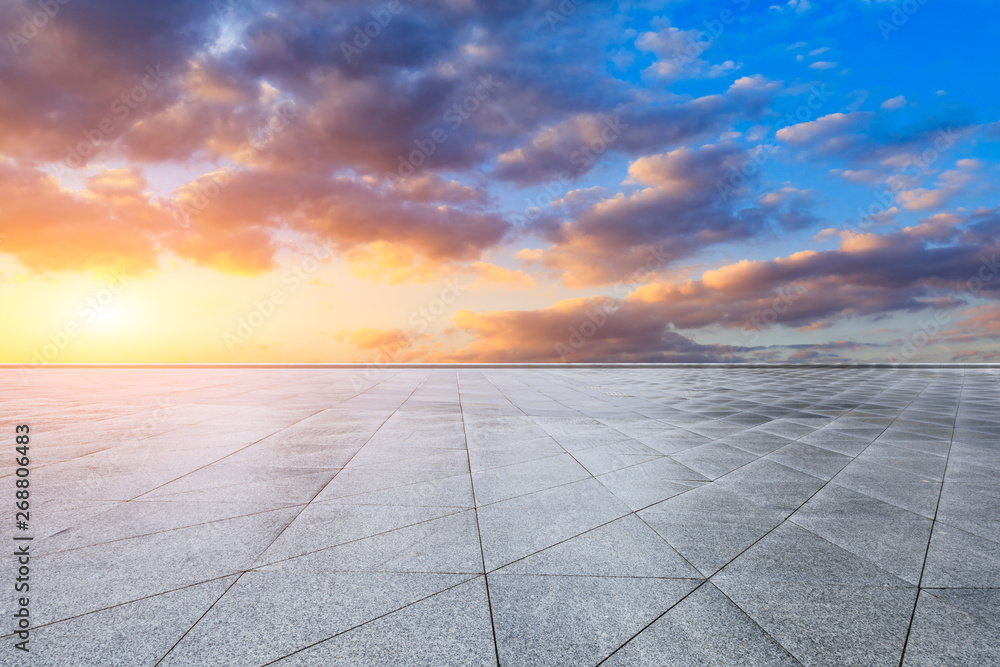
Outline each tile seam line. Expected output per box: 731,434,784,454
714,371,955,661
2,376,408,570
474,369,885,580
898,371,966,667
256,573,482,667
458,369,502,667
152,369,428,665
0,572,241,639
643,373,938,663
246,368,433,562
598,369,944,666
249,506,471,571
485,368,874,571
126,370,407,504
34,503,305,559
476,371,709,589
782,518,923,587
0,395,275,479
520,368,842,486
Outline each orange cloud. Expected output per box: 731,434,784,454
0,165,176,273
467,261,535,288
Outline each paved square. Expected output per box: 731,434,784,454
3,367,998,665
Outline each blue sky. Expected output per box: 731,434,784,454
1,0,998,363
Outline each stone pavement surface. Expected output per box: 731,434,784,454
1,367,998,666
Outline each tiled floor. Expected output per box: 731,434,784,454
2,367,999,665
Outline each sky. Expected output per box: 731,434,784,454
1,0,998,364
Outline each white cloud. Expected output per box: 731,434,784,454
881,95,907,110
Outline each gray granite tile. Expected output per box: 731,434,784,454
1,367,993,665
35,499,299,556
495,514,701,578
15,577,237,667
571,440,664,476
903,588,1000,666
635,430,713,455
713,580,916,666
467,436,565,471
160,568,472,666
639,485,786,576
489,574,698,667
603,583,801,667
143,465,339,504
270,577,496,666
832,460,942,518
321,472,475,508
714,458,825,513
936,481,1000,543
715,522,911,587
32,506,300,625
471,453,590,506
856,443,948,479
476,478,632,571
256,502,463,564
669,442,758,480
260,509,484,574
313,466,459,501
791,484,934,585
922,523,1000,588
596,458,708,511
718,430,797,456
766,442,853,480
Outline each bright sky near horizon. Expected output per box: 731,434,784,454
1,0,998,363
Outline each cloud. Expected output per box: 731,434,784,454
881,95,907,110
0,164,176,273
776,111,872,148
895,159,983,212
532,143,808,286
338,327,432,362
466,261,535,288
494,76,781,184
635,20,740,80
446,297,743,363
169,168,509,275
943,304,1000,343
0,0,659,279
776,110,974,168
447,209,1000,361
